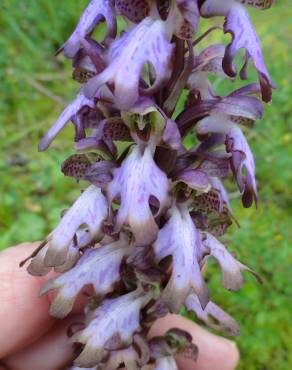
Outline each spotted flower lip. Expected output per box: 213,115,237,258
26,1,274,368
84,17,174,109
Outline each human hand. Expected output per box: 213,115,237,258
0,243,239,370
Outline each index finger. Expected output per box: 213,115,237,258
0,243,56,358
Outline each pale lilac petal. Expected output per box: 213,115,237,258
176,169,210,192
38,93,94,151
108,146,170,246
62,0,116,58
40,234,131,318
163,118,183,151
72,288,152,367
44,186,108,267
154,204,209,311
223,3,273,102
84,17,174,109
186,293,240,336
201,231,261,290
225,125,257,207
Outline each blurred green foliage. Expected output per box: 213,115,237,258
0,1,291,369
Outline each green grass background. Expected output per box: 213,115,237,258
0,1,291,369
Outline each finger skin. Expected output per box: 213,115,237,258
0,243,56,358
2,315,83,370
150,315,239,370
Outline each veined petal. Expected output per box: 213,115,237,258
200,0,273,101
40,233,132,319
38,93,94,151
27,229,90,276
225,125,257,207
108,145,170,245
201,231,261,290
44,186,108,267
72,288,152,367
84,17,174,109
154,204,209,311
223,3,273,102
62,0,116,58
186,293,240,336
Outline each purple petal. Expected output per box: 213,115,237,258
38,93,94,151
72,288,152,367
163,118,183,151
84,160,116,187
27,231,85,277
201,231,262,290
225,125,257,207
186,293,240,336
108,145,170,246
44,186,108,267
62,0,116,58
176,169,210,192
84,17,174,109
239,0,273,9
40,233,132,319
154,204,209,311
223,3,273,102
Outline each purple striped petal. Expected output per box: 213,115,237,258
186,293,240,336
72,288,152,367
225,125,257,207
176,169,210,192
201,231,262,290
38,93,94,151
40,233,132,318
44,186,108,267
223,3,273,102
84,17,174,109
154,204,209,311
62,0,116,58
108,145,170,245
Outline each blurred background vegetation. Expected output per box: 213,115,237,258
0,0,291,369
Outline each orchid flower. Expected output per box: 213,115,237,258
25,1,273,368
